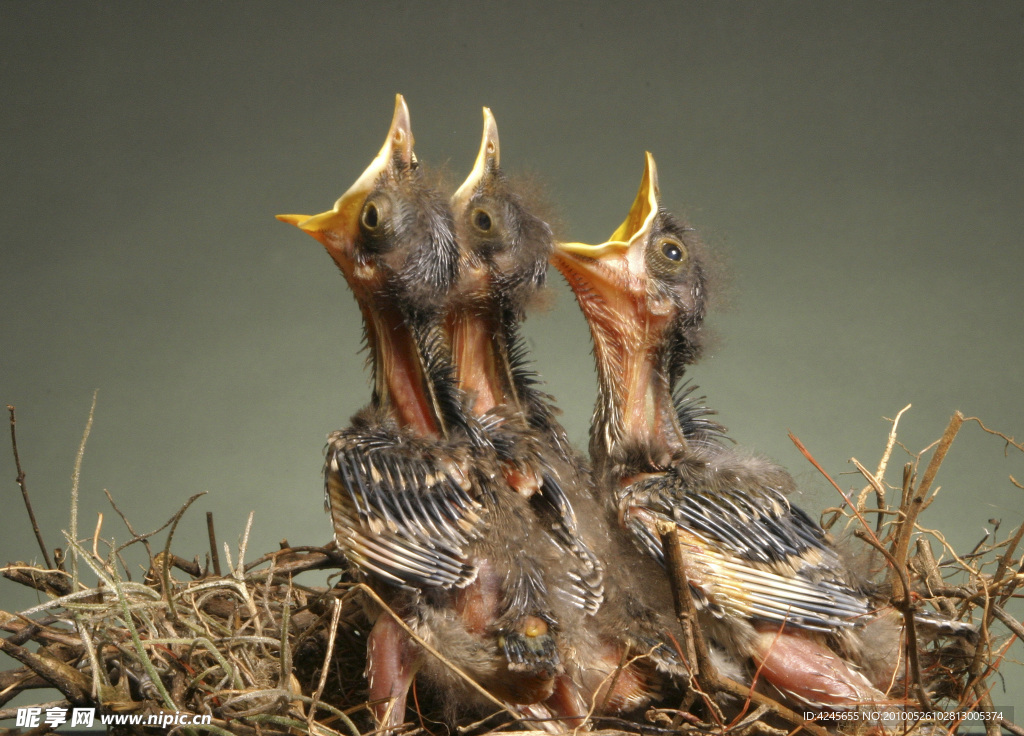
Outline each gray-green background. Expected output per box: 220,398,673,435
3,1,1022,712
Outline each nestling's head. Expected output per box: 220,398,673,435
552,152,707,380
450,107,553,314
278,94,458,316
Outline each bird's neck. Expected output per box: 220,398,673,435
445,305,522,421
590,326,687,478
364,301,453,439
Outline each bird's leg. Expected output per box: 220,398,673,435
366,614,421,733
502,463,542,499
749,624,887,708
658,522,831,736
529,657,662,729
517,675,590,733
545,675,589,726
452,559,501,635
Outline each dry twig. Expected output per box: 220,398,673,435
6,405,53,569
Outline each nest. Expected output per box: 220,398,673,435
2,402,1022,735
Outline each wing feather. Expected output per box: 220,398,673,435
325,429,487,590
622,468,870,632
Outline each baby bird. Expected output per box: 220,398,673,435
448,108,604,617
448,112,691,723
279,96,564,730
552,153,893,711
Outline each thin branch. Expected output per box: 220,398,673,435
235,511,255,580
854,403,911,517
6,405,53,568
91,512,104,561
850,457,886,536
995,520,1024,607
789,432,885,549
990,603,1024,641
2,564,73,596
962,415,1024,454
309,596,343,732
658,522,711,692
890,412,963,573
1001,718,1024,736
70,389,99,588
0,611,81,648
105,487,154,574
877,404,912,480
157,491,206,621
207,511,222,577
110,489,197,559
912,537,957,618
0,699,70,723
854,529,932,711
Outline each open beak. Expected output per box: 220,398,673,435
553,152,660,301
276,94,415,266
451,106,500,214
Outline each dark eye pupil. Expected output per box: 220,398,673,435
662,241,682,261
473,209,492,231
362,202,379,230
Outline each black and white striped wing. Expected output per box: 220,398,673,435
622,474,870,631
325,430,486,590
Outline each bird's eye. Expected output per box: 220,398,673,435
361,202,379,231
661,239,685,262
472,208,492,232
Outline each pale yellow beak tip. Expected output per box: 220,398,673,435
276,213,309,228
642,152,660,195
388,94,414,154
453,106,501,205
481,107,499,163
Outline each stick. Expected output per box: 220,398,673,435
157,491,206,620
1,565,73,596
853,529,932,712
309,596,342,732
658,522,712,692
890,412,963,573
6,406,53,569
0,637,91,706
207,511,222,577
995,519,1024,607
912,537,957,618
789,432,885,549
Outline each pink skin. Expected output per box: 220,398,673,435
554,245,686,465
366,614,420,730
445,300,542,499
751,625,885,708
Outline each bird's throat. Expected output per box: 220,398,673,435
446,311,514,417
592,319,684,468
366,305,442,438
